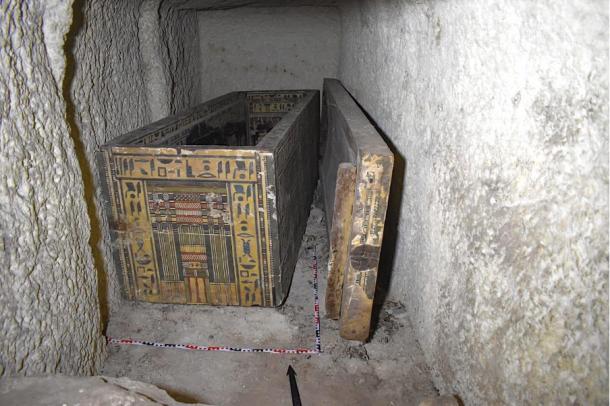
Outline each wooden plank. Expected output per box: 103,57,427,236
320,78,393,341
325,163,357,319
259,91,320,304
339,152,393,341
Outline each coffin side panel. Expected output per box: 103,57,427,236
325,163,357,319
98,147,273,306
340,152,393,341
272,92,320,304
97,149,135,301
258,152,281,306
320,78,394,341
320,85,358,235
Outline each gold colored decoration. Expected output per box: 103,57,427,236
99,90,319,307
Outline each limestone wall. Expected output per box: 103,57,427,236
68,0,149,321
160,1,200,114
0,0,104,376
0,0,200,376
69,0,200,317
198,6,340,100
338,0,608,403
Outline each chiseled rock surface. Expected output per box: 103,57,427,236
0,0,104,376
0,375,212,405
70,0,201,317
69,0,150,318
339,0,608,404
160,0,201,116
0,0,200,376
418,395,461,406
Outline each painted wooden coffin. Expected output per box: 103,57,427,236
98,90,319,307
320,79,393,341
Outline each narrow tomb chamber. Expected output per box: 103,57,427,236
0,1,607,405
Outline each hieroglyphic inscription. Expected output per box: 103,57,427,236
110,150,257,183
230,182,263,306
247,91,305,143
99,89,319,308
120,179,160,301
102,148,270,306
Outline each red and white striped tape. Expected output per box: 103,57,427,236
107,249,322,355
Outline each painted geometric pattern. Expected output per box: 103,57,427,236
247,91,305,143
100,148,274,307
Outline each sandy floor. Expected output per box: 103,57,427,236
102,192,437,405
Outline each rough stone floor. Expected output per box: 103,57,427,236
102,191,437,405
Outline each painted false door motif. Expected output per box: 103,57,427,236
100,148,275,307
148,182,237,305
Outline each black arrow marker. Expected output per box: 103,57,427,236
287,365,302,406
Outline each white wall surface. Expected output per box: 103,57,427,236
339,0,608,404
198,7,340,100
0,0,104,376
0,0,200,376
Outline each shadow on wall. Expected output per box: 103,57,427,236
62,0,109,332
342,88,407,338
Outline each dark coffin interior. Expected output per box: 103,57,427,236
111,90,308,147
